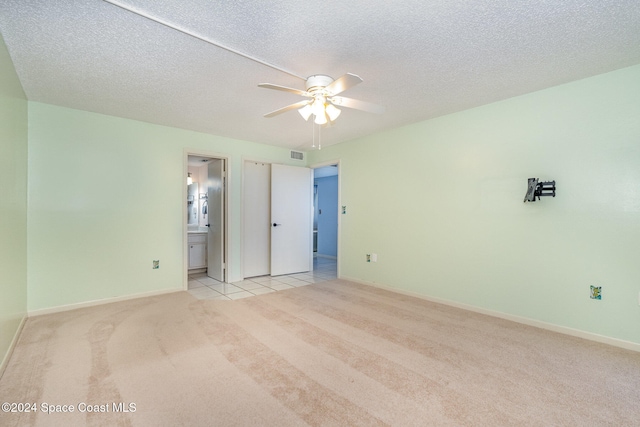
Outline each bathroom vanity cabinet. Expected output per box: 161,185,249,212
188,233,207,270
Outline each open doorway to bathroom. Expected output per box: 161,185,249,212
313,164,339,276
186,154,227,286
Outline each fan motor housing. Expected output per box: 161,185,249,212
305,75,334,92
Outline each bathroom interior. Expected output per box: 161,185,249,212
187,156,215,275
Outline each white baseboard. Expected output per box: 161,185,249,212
0,314,27,380
28,288,183,317
341,276,640,353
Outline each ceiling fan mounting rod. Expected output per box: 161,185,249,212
101,0,306,80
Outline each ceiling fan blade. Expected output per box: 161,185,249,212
264,100,311,118
258,83,310,97
325,73,363,96
329,96,385,114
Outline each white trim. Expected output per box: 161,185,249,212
103,0,306,81
28,288,182,317
309,158,341,169
0,314,27,380
342,276,640,353
184,149,231,287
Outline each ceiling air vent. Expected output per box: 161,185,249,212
290,150,304,161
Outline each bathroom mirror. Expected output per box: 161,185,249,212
187,183,199,225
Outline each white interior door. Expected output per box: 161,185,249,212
207,159,225,281
243,161,271,277
271,164,313,276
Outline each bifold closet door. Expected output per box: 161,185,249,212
243,161,271,278
270,163,313,276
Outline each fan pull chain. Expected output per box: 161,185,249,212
310,122,323,150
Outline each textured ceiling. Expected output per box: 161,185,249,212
1,0,639,150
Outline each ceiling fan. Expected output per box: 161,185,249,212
258,73,385,125
98,2,384,127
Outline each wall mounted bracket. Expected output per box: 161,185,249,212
524,178,556,202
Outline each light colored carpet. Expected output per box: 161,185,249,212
1,280,638,426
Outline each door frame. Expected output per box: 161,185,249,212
183,149,229,289
309,159,341,279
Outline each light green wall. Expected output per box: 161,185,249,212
12,51,640,345
27,102,297,312
309,64,640,345
0,32,28,367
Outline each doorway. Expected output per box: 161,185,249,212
186,154,227,286
312,164,339,267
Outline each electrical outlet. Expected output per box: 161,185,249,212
371,253,378,262
366,254,371,263
342,206,347,214
153,260,159,269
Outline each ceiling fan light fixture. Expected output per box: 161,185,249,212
298,104,312,121
314,111,328,125
325,103,341,121
311,97,326,117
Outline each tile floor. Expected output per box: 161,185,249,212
188,256,337,301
